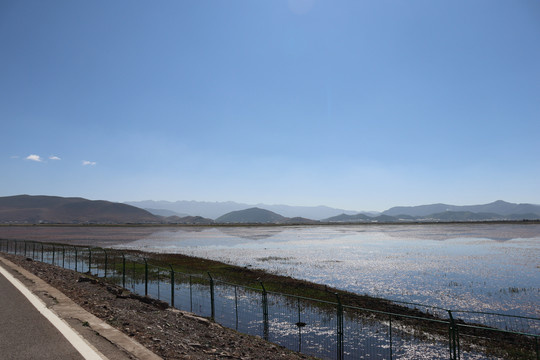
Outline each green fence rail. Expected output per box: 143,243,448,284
1,238,538,360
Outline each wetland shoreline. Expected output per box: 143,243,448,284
1,227,538,359
0,222,538,318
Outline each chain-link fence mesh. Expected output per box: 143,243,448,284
1,239,538,360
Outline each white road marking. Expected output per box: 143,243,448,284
0,263,106,360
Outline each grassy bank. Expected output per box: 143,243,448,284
103,248,540,360
2,235,538,359
126,249,439,318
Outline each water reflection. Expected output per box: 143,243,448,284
112,224,540,319
8,240,526,360
2,224,539,318
378,223,540,241
217,226,284,240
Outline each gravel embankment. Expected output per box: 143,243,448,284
2,253,315,360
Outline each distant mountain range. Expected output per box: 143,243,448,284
1,195,539,224
382,200,540,217
215,208,317,224
132,199,540,223
324,200,540,222
125,200,363,220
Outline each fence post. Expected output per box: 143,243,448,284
169,265,175,308
111,250,116,276
156,268,161,299
61,245,65,268
189,275,193,312
297,297,305,353
103,249,108,277
208,272,215,320
41,243,44,262
88,248,92,273
24,241,27,257
131,261,136,291
74,247,78,272
14,240,17,255
335,293,344,360
260,280,269,341
234,285,239,330
448,310,461,360
122,254,126,289
52,245,55,265
389,314,393,360
143,258,148,297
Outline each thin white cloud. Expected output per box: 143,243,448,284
49,155,61,160
10,155,20,159
26,154,43,162
82,160,97,166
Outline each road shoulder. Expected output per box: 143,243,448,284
0,254,162,360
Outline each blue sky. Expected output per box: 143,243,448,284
1,0,539,211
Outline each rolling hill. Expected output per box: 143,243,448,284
2,195,538,224
382,200,540,217
126,200,360,220
163,215,215,225
324,213,373,222
0,195,161,224
215,208,288,224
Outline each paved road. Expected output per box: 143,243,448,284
0,270,86,360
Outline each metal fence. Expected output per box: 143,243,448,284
1,239,538,360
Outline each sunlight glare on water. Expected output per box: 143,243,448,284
113,224,540,318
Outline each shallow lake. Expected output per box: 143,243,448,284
3,223,538,358
104,223,540,319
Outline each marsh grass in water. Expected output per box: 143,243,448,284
256,256,293,262
110,249,540,360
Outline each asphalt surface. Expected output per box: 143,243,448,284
0,270,85,360
0,254,162,360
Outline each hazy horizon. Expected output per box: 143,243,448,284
125,197,540,213
5,194,540,215
2,1,539,211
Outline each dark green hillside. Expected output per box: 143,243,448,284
504,213,540,220
324,213,372,222
215,207,287,224
0,195,160,224
427,211,503,221
372,214,399,222
384,200,540,217
164,215,215,224
284,217,320,224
